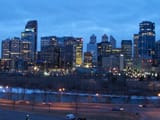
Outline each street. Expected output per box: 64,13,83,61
1,98,160,120
0,109,64,120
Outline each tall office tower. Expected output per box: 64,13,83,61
21,40,32,62
40,36,62,69
155,40,160,65
121,40,132,68
97,40,112,67
102,34,108,42
87,34,97,66
64,37,83,67
10,37,25,71
41,36,57,51
2,37,22,70
25,20,37,52
1,39,11,70
2,39,10,60
75,38,83,66
110,35,116,48
83,52,92,67
40,36,83,69
90,34,96,43
40,45,61,68
133,34,139,59
21,20,37,62
138,21,155,59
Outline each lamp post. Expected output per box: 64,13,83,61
96,93,99,103
157,93,160,107
59,88,65,102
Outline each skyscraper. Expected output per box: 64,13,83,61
84,52,92,67
2,38,10,60
138,21,155,59
21,20,37,62
25,20,37,51
2,37,22,70
133,21,155,71
89,34,96,44
102,34,108,42
64,37,83,67
110,35,116,48
97,40,112,67
87,34,97,66
40,36,83,69
133,34,139,59
155,40,160,65
41,36,57,51
121,40,132,68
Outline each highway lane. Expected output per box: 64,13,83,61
0,108,64,120
139,111,160,120
2,98,160,120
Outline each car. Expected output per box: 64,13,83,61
138,104,147,108
112,107,125,111
16,100,30,104
65,114,76,120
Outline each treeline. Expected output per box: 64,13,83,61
0,73,128,94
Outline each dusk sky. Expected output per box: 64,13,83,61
0,0,160,51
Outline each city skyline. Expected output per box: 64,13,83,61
0,0,160,52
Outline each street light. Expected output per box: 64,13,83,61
95,93,100,103
96,93,99,97
59,88,65,102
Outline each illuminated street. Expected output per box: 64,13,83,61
1,98,160,120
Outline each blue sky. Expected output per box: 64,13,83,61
0,0,160,51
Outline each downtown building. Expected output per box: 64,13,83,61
121,40,132,69
155,40,160,66
97,34,111,68
87,34,97,66
97,34,122,72
1,20,37,71
83,52,92,68
110,35,116,49
21,20,38,63
39,36,83,70
40,36,59,69
1,37,31,71
133,21,156,72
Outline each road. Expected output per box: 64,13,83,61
0,108,64,120
137,108,160,120
1,99,160,120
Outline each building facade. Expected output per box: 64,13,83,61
110,35,116,49
87,34,97,66
138,21,155,59
84,52,92,67
40,36,83,70
97,40,112,68
121,40,132,68
22,20,38,62
133,21,156,72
